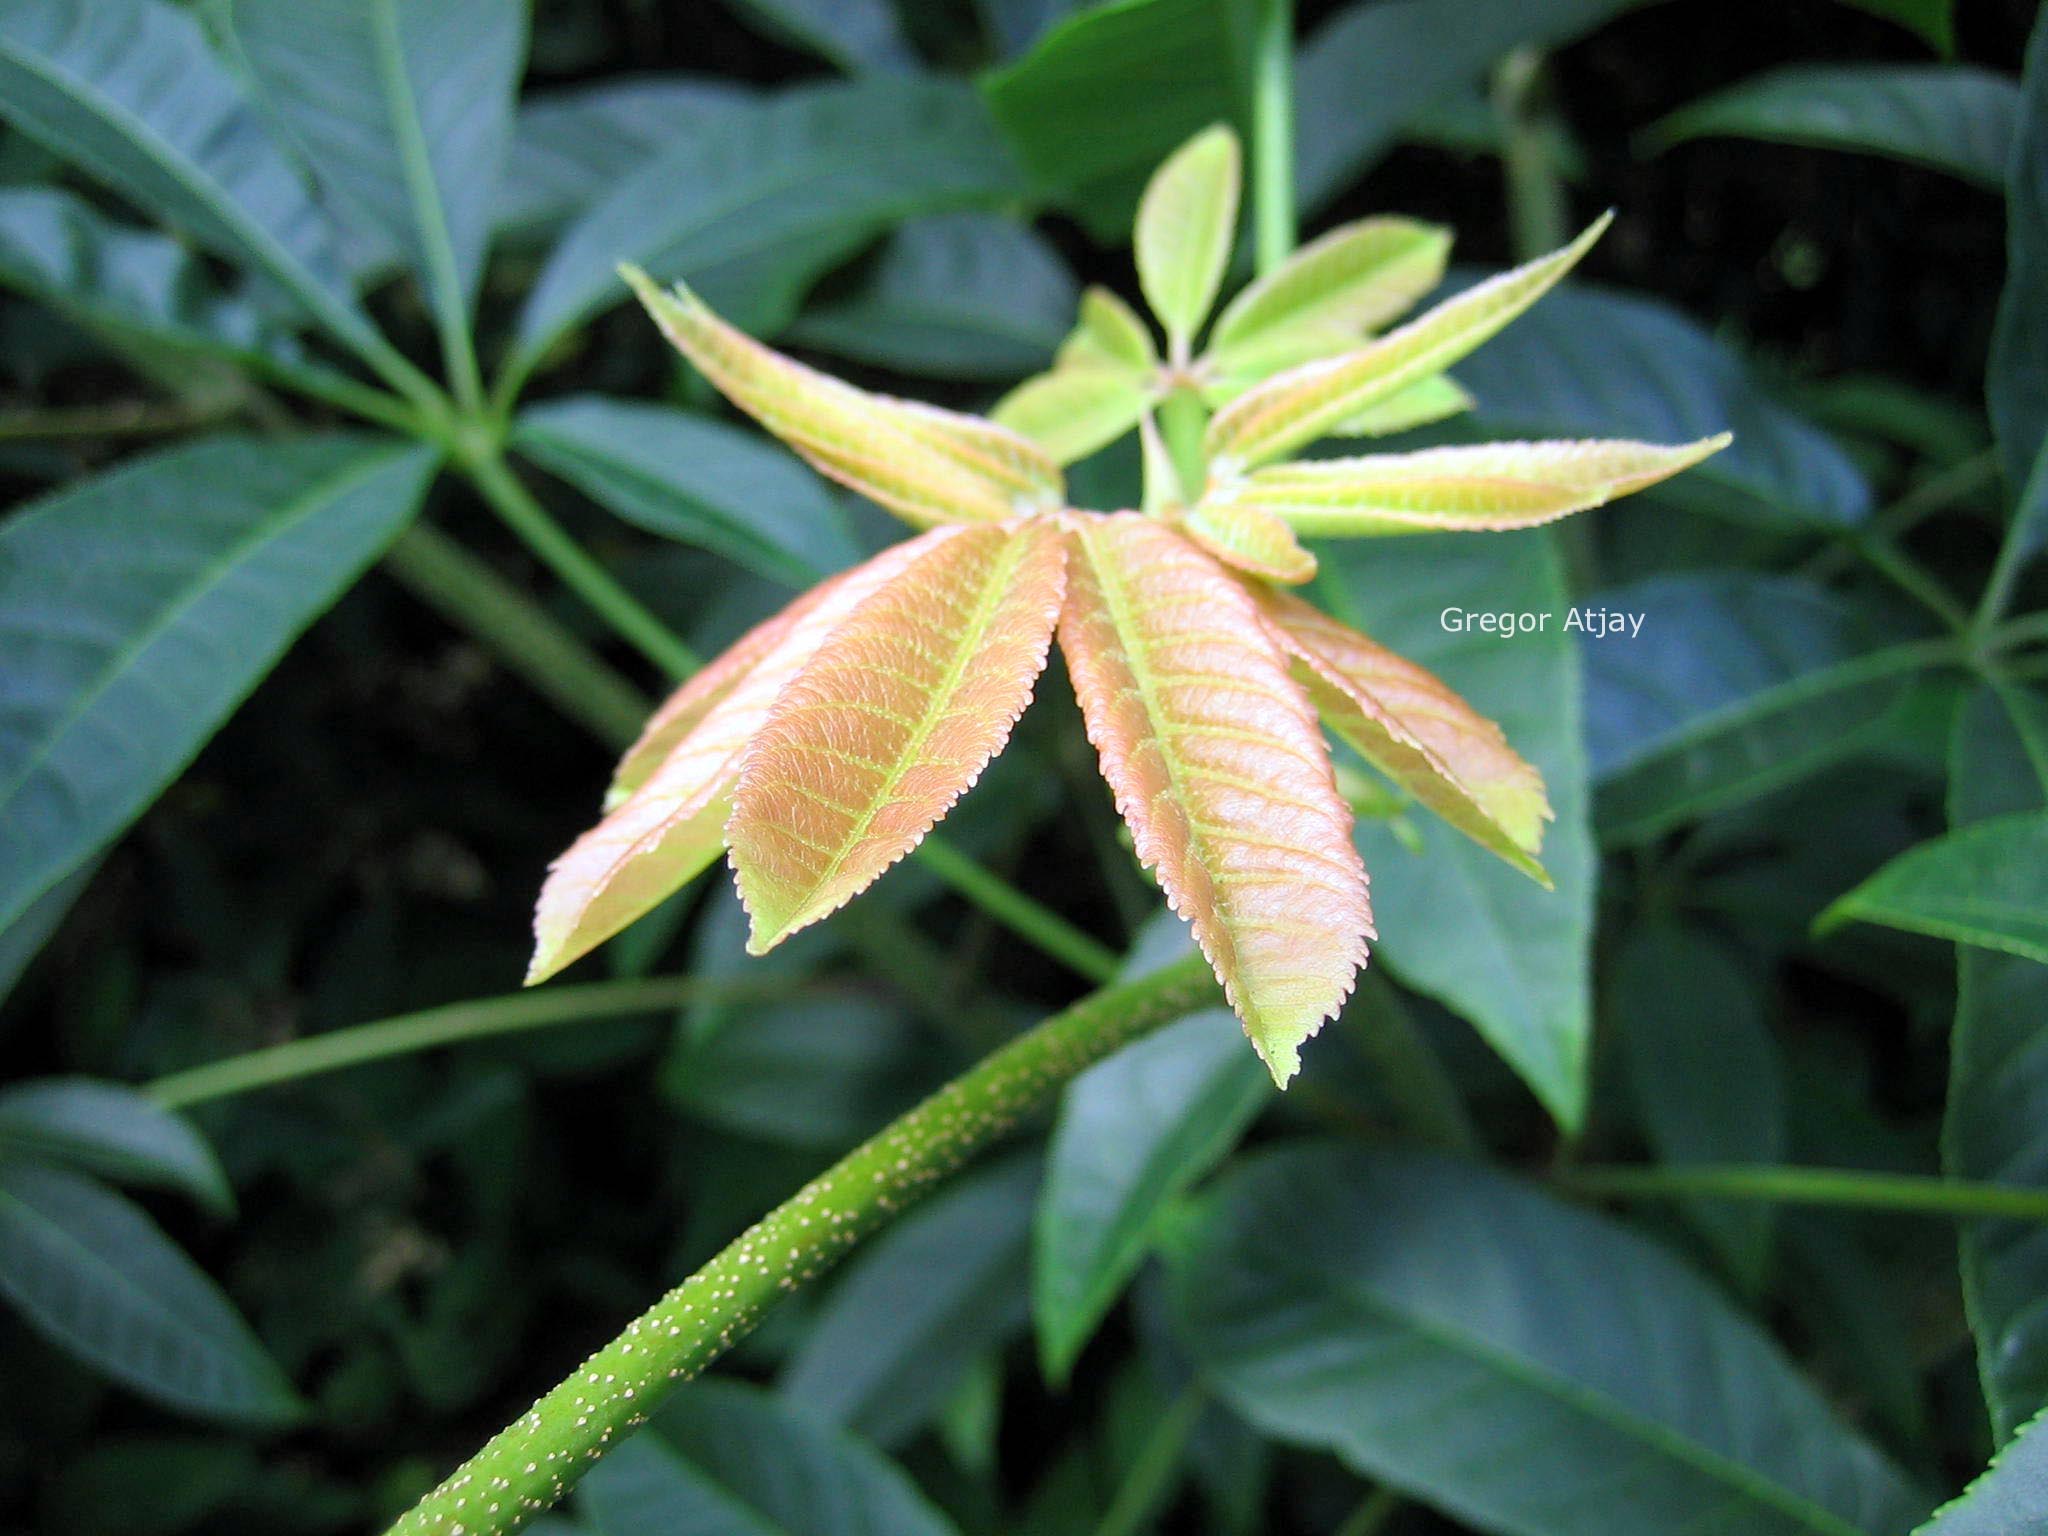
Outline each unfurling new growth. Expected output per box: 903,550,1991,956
526,124,1729,1084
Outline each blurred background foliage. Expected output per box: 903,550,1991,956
2,0,2047,1532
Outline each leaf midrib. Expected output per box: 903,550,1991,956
770,526,1036,938
0,31,373,358
1251,1239,1880,1536
369,0,476,387
0,444,415,930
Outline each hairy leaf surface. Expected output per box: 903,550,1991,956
1179,504,1318,583
1220,435,1730,536
1059,515,1370,1083
729,520,1068,952
993,366,1153,464
530,533,943,983
1256,585,1550,881
1060,286,1160,372
1135,124,1239,354
1208,217,1450,372
627,269,1062,527
1326,374,1475,438
1206,214,1609,468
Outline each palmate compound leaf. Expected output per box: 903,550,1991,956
1213,435,1732,536
1135,123,1240,357
1206,216,1453,377
728,520,1068,953
1253,586,1552,884
1059,515,1372,1084
1206,212,1612,470
528,531,947,984
623,266,1063,528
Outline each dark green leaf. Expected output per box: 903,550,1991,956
1834,0,1954,56
1988,11,2048,578
0,856,96,1009
0,0,379,361
225,0,527,338
1296,0,1646,215
1319,532,1595,1130
0,1165,300,1423
0,434,437,934
1913,1405,2048,1534
496,78,753,247
1035,1004,1269,1380
1819,812,2048,962
666,993,925,1150
0,187,290,367
979,0,1247,240
1614,923,1787,1290
0,1079,231,1216
513,78,1022,383
579,1378,961,1536
788,213,1076,380
1173,1143,1928,1536
1944,685,2048,1440
1585,574,1911,843
514,395,857,585
779,1153,1036,1448
721,0,916,73
1452,282,1872,531
1648,66,2018,189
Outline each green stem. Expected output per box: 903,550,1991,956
0,399,237,442
147,975,799,1110
1158,388,1209,503
463,447,703,680
1562,1163,2048,1223
385,953,1221,1536
1248,0,1295,277
1334,1488,1403,1536
1492,48,1568,262
1850,530,1973,633
1093,1387,1205,1536
1975,450,2048,635
912,838,1121,985
381,525,652,750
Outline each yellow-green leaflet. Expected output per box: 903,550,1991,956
993,367,1153,465
1206,213,1613,470
1058,287,1159,372
1326,374,1475,438
624,265,1062,528
1225,435,1732,536
1208,216,1452,369
1135,124,1240,358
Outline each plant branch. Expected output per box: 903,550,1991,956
1248,0,1296,276
463,447,704,680
1562,1162,2048,1223
1094,1387,1205,1536
1975,450,2048,635
911,837,1121,985
384,952,1221,1536
381,524,652,750
1492,48,1569,262
146,975,803,1109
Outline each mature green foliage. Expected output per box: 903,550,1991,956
0,0,2043,1533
